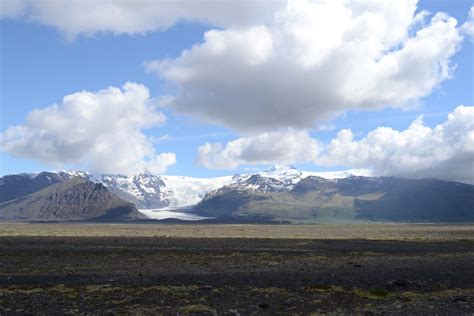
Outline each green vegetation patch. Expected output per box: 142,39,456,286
0,287,45,295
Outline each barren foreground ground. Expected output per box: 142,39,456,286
1,222,474,239
0,223,473,314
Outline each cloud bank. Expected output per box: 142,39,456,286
0,0,283,38
0,83,176,175
197,106,474,184
147,0,465,132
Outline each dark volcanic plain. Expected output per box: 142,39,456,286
0,224,473,314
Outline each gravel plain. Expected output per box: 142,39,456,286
0,223,473,314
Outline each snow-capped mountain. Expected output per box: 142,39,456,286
232,165,372,191
258,165,304,185
1,165,371,210
90,174,169,209
205,165,373,198
231,165,302,192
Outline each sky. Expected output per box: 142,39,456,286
0,0,473,183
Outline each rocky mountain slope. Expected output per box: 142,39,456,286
0,177,145,221
195,176,474,222
0,172,70,203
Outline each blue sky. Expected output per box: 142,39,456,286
1,0,473,182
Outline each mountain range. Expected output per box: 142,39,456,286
0,166,473,222
196,175,474,222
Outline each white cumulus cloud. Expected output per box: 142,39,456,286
461,6,474,39
317,105,474,184
147,0,465,132
197,106,474,184
196,130,321,169
0,82,176,175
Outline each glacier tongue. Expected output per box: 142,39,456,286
160,175,233,207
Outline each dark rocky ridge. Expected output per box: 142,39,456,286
0,178,145,221
0,172,70,203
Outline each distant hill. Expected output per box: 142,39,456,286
0,177,145,221
0,172,70,203
195,176,474,222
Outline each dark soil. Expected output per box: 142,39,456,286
0,237,473,314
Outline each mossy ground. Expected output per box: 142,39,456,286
1,284,472,314
0,234,473,314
